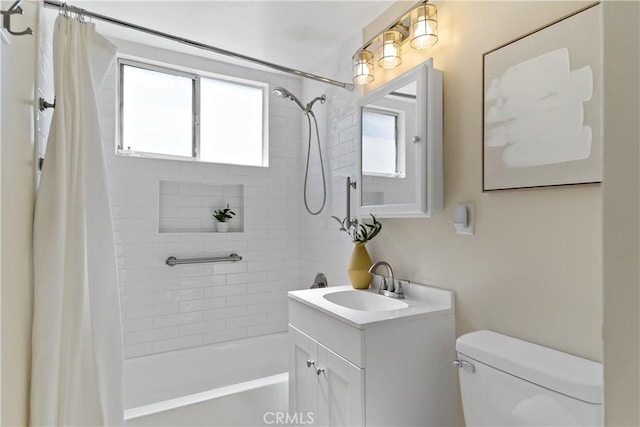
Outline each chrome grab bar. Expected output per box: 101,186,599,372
165,253,242,267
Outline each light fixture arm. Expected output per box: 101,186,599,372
358,1,423,53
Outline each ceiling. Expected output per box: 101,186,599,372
54,1,399,74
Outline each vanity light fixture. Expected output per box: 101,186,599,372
352,0,439,85
378,30,403,69
352,50,375,85
410,2,438,49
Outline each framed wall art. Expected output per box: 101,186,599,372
483,3,602,191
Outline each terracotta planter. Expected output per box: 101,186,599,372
216,222,229,233
347,242,373,289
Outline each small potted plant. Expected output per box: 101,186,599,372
331,214,382,289
213,204,236,233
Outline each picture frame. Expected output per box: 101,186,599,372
482,3,602,191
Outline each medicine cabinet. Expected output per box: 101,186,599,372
357,59,443,218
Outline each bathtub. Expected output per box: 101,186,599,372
124,333,289,426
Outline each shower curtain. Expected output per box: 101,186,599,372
31,15,123,426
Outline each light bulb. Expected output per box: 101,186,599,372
378,31,402,69
352,50,374,85
410,3,438,50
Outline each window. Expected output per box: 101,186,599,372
119,59,268,167
362,108,399,176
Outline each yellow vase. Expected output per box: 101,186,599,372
347,242,373,289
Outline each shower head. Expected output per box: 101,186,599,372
272,87,289,98
273,87,328,215
272,87,306,112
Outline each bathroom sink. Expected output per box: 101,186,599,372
323,290,408,311
288,281,454,328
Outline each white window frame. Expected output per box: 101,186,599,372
117,58,269,167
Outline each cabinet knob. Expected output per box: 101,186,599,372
316,367,324,375
306,360,315,368
412,136,421,144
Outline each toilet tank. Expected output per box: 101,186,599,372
456,331,603,427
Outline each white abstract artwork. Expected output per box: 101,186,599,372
485,48,593,167
483,4,602,190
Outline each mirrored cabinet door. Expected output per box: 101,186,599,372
357,60,443,218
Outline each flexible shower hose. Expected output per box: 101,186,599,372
304,110,327,215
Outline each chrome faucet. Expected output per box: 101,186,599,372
368,261,404,299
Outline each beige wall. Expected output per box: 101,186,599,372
0,0,37,425
602,2,640,425
364,0,602,364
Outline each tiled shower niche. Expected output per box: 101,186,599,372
158,181,245,233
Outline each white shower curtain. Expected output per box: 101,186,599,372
31,15,123,426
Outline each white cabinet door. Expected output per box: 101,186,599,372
290,326,319,423
316,343,365,426
290,326,365,426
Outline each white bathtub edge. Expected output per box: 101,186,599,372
124,372,289,421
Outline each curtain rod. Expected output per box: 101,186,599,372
42,0,354,91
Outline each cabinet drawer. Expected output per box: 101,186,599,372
289,299,363,367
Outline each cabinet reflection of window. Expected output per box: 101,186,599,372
362,108,400,176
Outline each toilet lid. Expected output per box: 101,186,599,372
456,330,603,404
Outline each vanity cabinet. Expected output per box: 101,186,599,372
290,327,364,426
288,283,457,427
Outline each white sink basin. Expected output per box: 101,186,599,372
323,290,408,311
288,280,454,328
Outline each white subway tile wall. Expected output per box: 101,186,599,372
98,39,307,358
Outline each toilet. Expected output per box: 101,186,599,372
455,330,603,426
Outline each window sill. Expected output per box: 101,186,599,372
116,149,268,168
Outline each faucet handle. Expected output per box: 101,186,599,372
386,277,395,293
394,280,405,296
374,275,388,292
